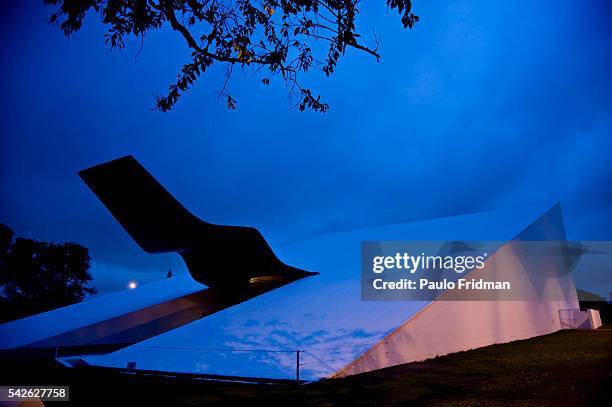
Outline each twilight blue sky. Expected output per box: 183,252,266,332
1,0,611,294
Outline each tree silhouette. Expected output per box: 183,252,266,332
44,0,419,112
0,224,97,323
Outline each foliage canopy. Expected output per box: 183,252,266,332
0,224,96,323
45,0,418,112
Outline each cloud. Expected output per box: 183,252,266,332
0,0,610,297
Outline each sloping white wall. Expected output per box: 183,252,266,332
334,298,576,377
334,204,581,378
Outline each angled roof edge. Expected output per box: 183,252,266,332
331,202,566,378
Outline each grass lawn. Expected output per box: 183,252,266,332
4,328,611,406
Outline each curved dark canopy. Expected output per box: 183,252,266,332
79,155,316,288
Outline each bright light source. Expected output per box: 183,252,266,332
127,281,138,290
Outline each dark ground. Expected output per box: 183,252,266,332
2,328,611,406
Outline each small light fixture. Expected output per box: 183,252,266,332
127,281,138,290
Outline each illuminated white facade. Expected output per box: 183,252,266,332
0,203,597,381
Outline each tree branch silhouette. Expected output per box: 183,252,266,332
45,0,419,112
